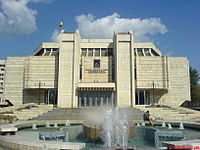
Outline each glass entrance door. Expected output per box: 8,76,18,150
135,90,150,105
46,89,57,105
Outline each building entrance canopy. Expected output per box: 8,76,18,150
77,82,115,91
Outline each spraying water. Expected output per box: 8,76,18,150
162,122,166,128
32,124,37,130
54,123,58,128
46,122,50,128
179,122,184,130
168,123,172,129
101,108,128,148
65,121,70,127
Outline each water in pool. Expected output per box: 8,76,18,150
17,123,200,150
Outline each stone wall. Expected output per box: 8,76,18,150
4,56,58,105
136,56,168,89
81,57,112,82
0,60,5,101
136,56,190,106
24,56,58,89
160,57,190,106
57,32,80,108
3,57,25,105
114,33,135,107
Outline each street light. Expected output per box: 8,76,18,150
35,81,45,104
148,81,159,104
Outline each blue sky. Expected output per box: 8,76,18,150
0,0,200,72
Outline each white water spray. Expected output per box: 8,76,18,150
101,108,129,147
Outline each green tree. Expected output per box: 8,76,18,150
190,67,200,100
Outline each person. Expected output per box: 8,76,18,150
143,111,154,126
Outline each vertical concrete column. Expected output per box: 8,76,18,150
113,32,135,107
57,30,80,108
72,30,81,108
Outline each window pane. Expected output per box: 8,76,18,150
88,48,93,56
81,48,87,56
101,48,107,56
94,48,100,56
94,59,100,68
108,48,113,56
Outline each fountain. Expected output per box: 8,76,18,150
32,124,37,130
54,123,58,128
101,108,129,148
65,121,70,127
162,122,166,128
39,131,68,142
136,123,140,127
141,122,145,126
155,130,184,147
46,122,50,128
168,123,172,129
179,122,184,130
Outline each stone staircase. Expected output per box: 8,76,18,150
4,104,54,120
34,108,144,122
132,105,200,122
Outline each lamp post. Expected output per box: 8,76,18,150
35,81,45,104
148,81,159,104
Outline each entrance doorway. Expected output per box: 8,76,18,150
135,90,150,105
45,89,57,105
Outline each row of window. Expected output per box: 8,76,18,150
81,48,159,57
134,48,160,56
81,48,113,57
0,74,4,76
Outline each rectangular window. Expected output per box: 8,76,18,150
81,48,87,56
80,65,82,80
137,48,144,56
101,48,107,56
108,48,113,57
144,48,151,56
94,48,100,56
88,48,93,56
94,59,100,68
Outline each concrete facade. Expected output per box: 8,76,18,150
0,30,191,107
0,60,5,102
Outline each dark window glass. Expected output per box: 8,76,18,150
80,65,82,80
101,48,107,56
108,48,113,57
81,48,87,56
88,48,93,56
94,59,100,68
95,49,100,56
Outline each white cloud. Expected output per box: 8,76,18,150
76,13,167,41
51,29,59,42
0,0,51,36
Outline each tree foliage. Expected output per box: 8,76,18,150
190,67,200,100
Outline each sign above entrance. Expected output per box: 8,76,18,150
86,69,108,74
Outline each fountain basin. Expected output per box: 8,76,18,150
1,120,200,150
83,122,135,140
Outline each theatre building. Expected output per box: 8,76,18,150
0,30,190,108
